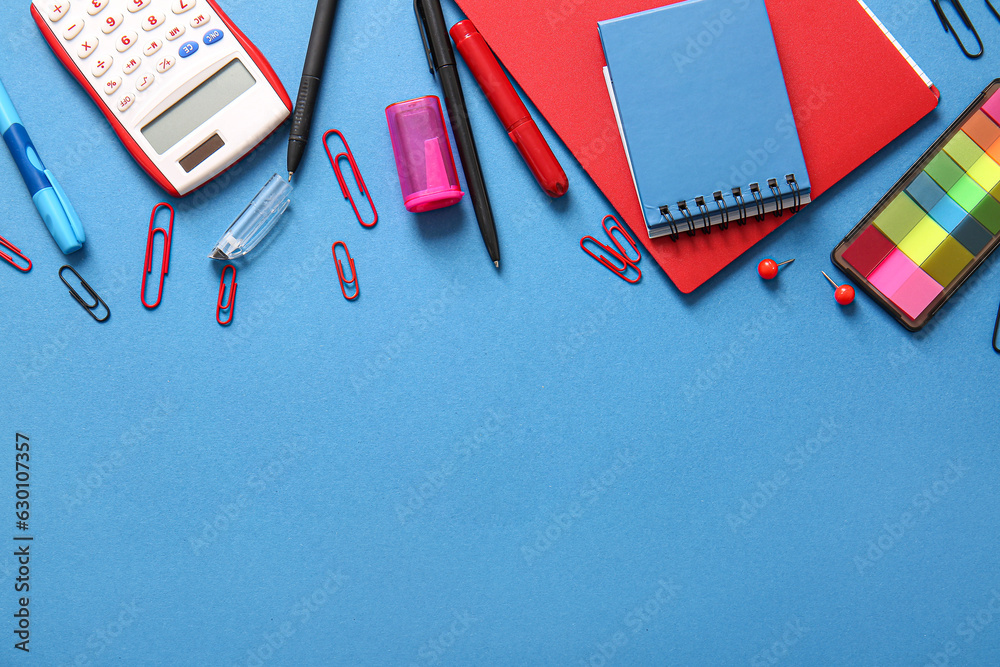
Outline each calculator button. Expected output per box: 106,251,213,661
136,73,155,91
103,77,121,95
143,39,162,56
142,13,165,31
122,56,141,74
117,93,135,112
178,41,199,58
86,0,109,16
165,24,186,41
101,13,123,34
189,13,210,28
171,0,196,14
62,20,85,40
126,0,150,12
91,56,112,77
203,29,223,45
46,3,70,22
76,36,99,58
116,31,138,52
156,55,176,73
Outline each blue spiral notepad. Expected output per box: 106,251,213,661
599,0,812,238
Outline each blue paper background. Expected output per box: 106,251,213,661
1,0,999,664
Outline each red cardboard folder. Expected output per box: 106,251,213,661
455,0,940,292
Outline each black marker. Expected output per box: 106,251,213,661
415,0,501,269
287,0,339,181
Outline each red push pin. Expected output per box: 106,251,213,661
758,258,794,280
822,271,855,305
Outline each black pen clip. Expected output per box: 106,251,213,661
932,0,984,59
413,0,437,76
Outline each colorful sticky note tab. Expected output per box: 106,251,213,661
943,131,986,171
921,236,975,286
924,153,965,191
898,215,948,264
906,172,947,213
947,175,989,213
928,194,969,232
962,110,1000,151
872,193,925,243
967,154,1000,191
971,193,1000,234
869,248,919,297
952,216,994,254
892,268,944,319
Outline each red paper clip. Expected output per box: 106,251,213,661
580,215,642,283
0,234,31,273
217,265,237,326
141,203,174,309
323,129,378,228
332,241,359,301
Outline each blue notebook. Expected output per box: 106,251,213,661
599,0,811,238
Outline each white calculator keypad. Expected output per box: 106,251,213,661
37,0,226,116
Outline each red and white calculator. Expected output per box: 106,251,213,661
31,0,291,197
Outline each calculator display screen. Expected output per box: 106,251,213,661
141,60,256,155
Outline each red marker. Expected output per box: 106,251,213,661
450,19,569,198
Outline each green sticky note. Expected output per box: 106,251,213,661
948,175,989,213
971,193,1000,234
921,236,975,286
943,131,986,171
872,193,924,244
925,152,965,191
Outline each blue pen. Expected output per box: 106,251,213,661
0,78,84,254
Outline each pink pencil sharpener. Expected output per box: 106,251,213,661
386,96,465,213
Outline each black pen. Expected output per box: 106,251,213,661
287,0,340,181
414,0,501,269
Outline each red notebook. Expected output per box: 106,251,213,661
455,0,940,292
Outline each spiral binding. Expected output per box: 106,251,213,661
656,173,803,241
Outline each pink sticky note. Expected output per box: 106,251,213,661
892,269,944,320
868,248,918,297
981,90,1000,126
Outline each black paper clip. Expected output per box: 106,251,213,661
333,241,359,301
323,129,378,228
932,0,984,59
141,203,174,309
580,214,642,284
0,234,31,272
217,265,237,326
59,266,110,323
992,295,1000,354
